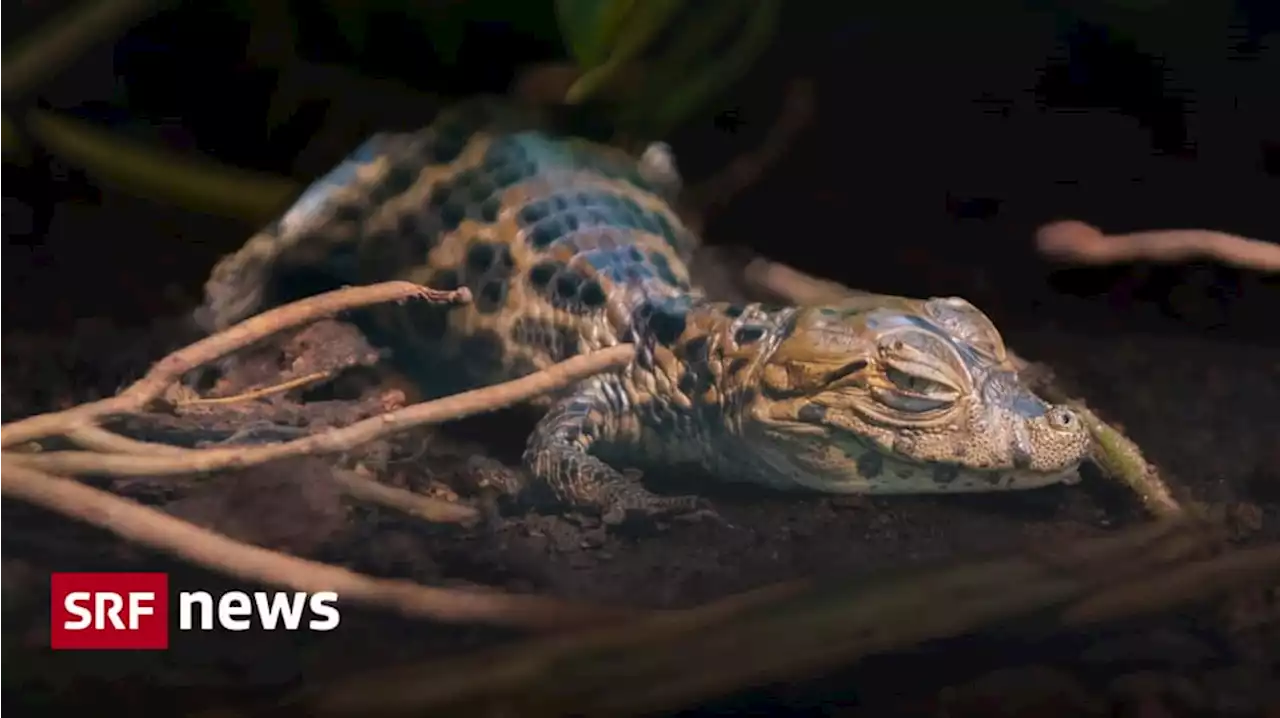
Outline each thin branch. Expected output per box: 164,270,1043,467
0,277,643,631
7,344,636,477
1036,220,1280,273
330,468,480,525
735,256,1183,518
177,370,333,407
1062,542,1280,625
743,255,864,305
0,281,469,448
64,422,194,455
1,463,634,630
264,517,1278,718
68,381,454,503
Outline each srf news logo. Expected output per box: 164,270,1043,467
50,572,340,650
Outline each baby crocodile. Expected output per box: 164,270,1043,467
199,99,1092,524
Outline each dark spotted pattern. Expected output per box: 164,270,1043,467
634,295,694,347
523,257,611,311
422,118,475,164
200,105,719,523
554,271,586,303
578,279,608,307
855,450,884,479
582,246,650,281
648,251,683,287
427,157,539,232
280,135,392,233
203,102,1091,527
461,241,517,313
364,158,421,206
427,269,460,291
676,371,697,396
572,245,691,295
797,403,827,423
516,189,683,251
1011,443,1033,470
478,280,506,309
394,268,461,341
424,130,637,234
679,336,710,365
932,463,961,485
456,330,509,380
528,260,562,289
677,361,715,399
481,131,662,195
510,317,581,362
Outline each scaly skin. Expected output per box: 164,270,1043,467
200,99,1093,524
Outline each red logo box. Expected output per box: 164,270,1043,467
50,572,170,650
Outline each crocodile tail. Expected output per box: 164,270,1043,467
195,98,556,333
196,96,688,331
197,132,418,332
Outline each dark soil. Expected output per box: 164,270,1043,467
3,232,1278,716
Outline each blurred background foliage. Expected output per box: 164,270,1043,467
3,0,782,224
3,0,1205,227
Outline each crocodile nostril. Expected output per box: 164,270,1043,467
1047,406,1079,431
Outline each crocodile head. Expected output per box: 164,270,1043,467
738,295,1091,493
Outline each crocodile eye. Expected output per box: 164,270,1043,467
886,367,949,396
878,367,957,413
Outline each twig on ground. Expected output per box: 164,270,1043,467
744,255,866,305
0,281,644,630
330,468,479,525
736,256,1183,518
64,422,195,455
7,345,636,477
2,463,633,630
1035,220,1280,273
262,516,1279,717
178,370,333,407
1,281,469,449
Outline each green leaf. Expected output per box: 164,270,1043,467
644,1,746,79
319,0,375,55
564,0,682,104
25,109,300,223
647,0,780,133
555,0,635,68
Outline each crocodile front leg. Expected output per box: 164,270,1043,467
522,383,704,525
